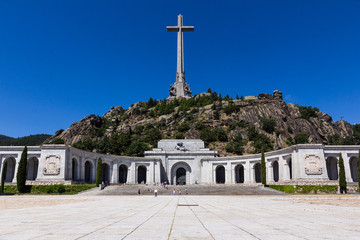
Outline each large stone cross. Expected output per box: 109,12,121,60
167,14,194,98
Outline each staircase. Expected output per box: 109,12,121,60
81,184,285,196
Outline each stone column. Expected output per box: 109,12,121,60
80,156,84,182
279,156,285,182
268,162,273,183
225,162,231,184
244,161,251,183
343,153,352,182
12,155,20,184
111,162,118,184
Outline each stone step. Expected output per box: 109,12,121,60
87,184,285,196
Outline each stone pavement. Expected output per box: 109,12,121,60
0,195,360,239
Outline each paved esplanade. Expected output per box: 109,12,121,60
1,195,360,239
167,14,193,98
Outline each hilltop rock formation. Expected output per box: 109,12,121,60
45,91,354,156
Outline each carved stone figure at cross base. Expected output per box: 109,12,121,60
167,15,194,98
174,142,188,151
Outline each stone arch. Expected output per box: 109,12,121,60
137,165,147,184
102,163,110,182
3,157,16,182
85,161,94,183
349,157,359,182
272,161,279,182
254,163,261,183
171,162,191,185
235,164,244,183
119,164,128,184
27,157,39,180
72,157,80,181
216,165,225,184
326,157,338,180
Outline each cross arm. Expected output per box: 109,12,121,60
167,26,179,32
181,26,194,32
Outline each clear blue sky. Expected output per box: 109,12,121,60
1,0,359,138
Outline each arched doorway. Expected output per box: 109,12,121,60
4,157,16,182
85,161,92,183
119,165,128,184
138,165,146,184
235,164,244,183
216,165,225,184
102,163,110,182
349,157,358,182
272,161,279,182
176,168,186,185
171,162,191,185
254,163,261,183
326,157,338,180
72,158,79,181
27,157,39,180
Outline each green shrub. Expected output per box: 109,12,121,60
285,136,294,146
226,133,246,155
73,138,96,152
195,122,205,131
200,128,218,144
260,118,276,134
269,185,338,194
147,97,157,108
214,128,228,142
126,141,150,157
353,124,360,145
173,132,185,139
298,106,319,120
108,133,132,155
247,127,273,153
178,122,190,132
57,184,66,193
294,132,310,144
223,103,240,115
134,125,144,135
49,138,65,144
287,126,293,134
144,128,162,147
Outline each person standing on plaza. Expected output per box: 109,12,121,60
154,189,158,197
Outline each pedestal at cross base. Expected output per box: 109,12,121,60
167,14,194,99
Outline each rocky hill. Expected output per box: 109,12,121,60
45,90,358,156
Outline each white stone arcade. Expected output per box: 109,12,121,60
0,139,359,186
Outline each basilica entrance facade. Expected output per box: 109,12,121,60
170,162,191,185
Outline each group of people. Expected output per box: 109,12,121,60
152,188,189,197
173,188,188,196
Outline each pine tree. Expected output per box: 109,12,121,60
1,161,7,193
96,157,103,187
338,153,347,194
16,146,28,193
261,148,267,186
